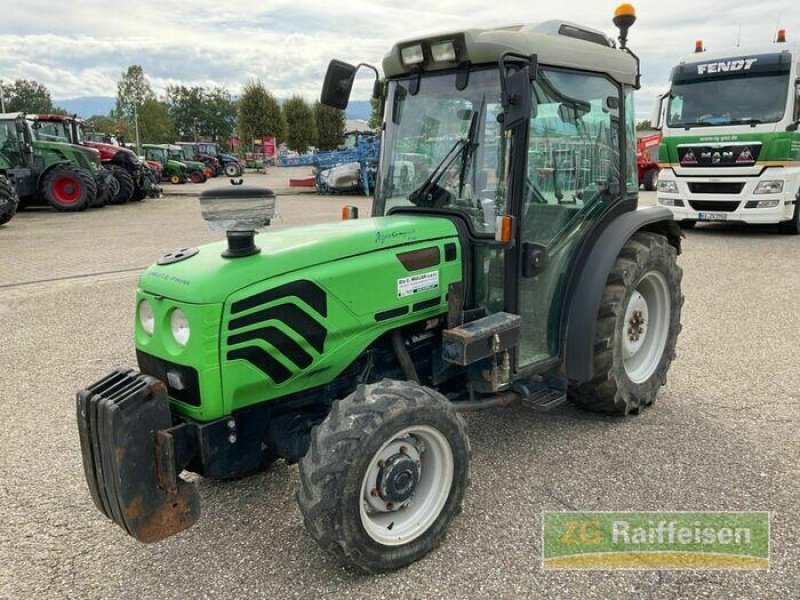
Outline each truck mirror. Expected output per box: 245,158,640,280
501,66,533,130
321,60,358,110
199,185,277,258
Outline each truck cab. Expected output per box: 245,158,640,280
655,37,800,233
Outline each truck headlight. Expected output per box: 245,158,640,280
139,300,155,335
753,180,783,194
657,180,678,194
170,309,191,346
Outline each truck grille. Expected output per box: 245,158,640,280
688,182,744,195
688,200,741,212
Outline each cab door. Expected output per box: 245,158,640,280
514,68,624,369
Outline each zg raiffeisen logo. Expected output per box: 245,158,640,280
542,512,769,569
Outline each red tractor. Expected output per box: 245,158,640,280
36,115,162,203
637,132,661,191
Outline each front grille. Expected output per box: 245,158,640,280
688,182,745,195
136,350,201,406
688,200,741,212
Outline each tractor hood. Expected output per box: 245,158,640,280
83,140,137,161
138,215,458,304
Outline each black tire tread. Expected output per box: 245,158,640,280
42,164,91,212
297,379,470,573
569,232,683,416
0,175,19,225
108,165,135,204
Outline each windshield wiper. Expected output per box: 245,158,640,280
408,110,481,207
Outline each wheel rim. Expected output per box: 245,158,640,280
225,164,238,176
622,270,671,384
359,425,453,546
53,176,81,204
171,175,181,184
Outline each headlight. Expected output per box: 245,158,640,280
400,44,425,67
170,309,190,346
753,180,784,194
657,180,678,194
658,197,684,207
139,300,155,335
430,40,457,63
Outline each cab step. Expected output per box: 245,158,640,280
513,379,567,411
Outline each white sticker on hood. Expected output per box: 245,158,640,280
398,271,439,298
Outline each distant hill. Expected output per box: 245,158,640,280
54,96,115,118
55,95,373,121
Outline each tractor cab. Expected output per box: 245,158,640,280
143,143,188,184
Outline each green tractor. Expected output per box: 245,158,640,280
0,112,111,211
167,145,210,184
77,8,685,573
142,144,189,185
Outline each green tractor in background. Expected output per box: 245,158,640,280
76,7,685,574
142,144,189,185
0,112,110,211
167,145,210,184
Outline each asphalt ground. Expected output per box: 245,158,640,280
0,170,798,599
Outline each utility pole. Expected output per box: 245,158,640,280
133,101,141,154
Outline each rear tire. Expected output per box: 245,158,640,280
642,168,658,192
569,232,683,415
778,199,799,235
0,175,19,226
297,379,470,573
108,165,135,204
42,165,92,211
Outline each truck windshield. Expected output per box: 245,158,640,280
667,73,789,127
374,68,507,235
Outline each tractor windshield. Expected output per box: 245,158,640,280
374,68,507,235
34,120,70,142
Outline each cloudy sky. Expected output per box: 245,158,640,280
0,0,793,118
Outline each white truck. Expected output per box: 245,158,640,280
655,35,800,233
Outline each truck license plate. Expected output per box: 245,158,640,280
698,212,728,221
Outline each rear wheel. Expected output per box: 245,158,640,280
642,168,658,192
0,175,19,226
42,165,92,211
85,170,107,208
297,379,470,573
108,165,135,204
569,232,683,415
778,199,799,235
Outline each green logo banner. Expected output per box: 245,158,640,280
542,512,769,569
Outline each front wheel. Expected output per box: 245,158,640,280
224,162,242,177
297,379,470,573
642,168,658,192
569,232,683,415
42,165,92,211
190,170,206,184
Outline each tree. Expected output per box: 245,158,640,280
238,80,285,147
283,95,316,153
138,99,176,143
368,81,385,130
114,65,155,123
636,120,653,131
314,101,345,151
1,79,55,113
166,85,237,143
204,87,237,143
86,115,125,137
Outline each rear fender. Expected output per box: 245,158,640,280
565,207,681,383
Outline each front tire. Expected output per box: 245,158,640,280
224,163,242,177
42,165,91,211
569,232,683,415
108,165,135,204
297,379,470,573
0,175,18,226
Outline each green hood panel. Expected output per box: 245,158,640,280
139,215,459,304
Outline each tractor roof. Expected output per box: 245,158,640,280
0,112,25,121
382,20,638,85
673,42,798,69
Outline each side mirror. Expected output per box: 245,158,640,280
521,242,547,278
321,60,358,110
199,185,277,258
